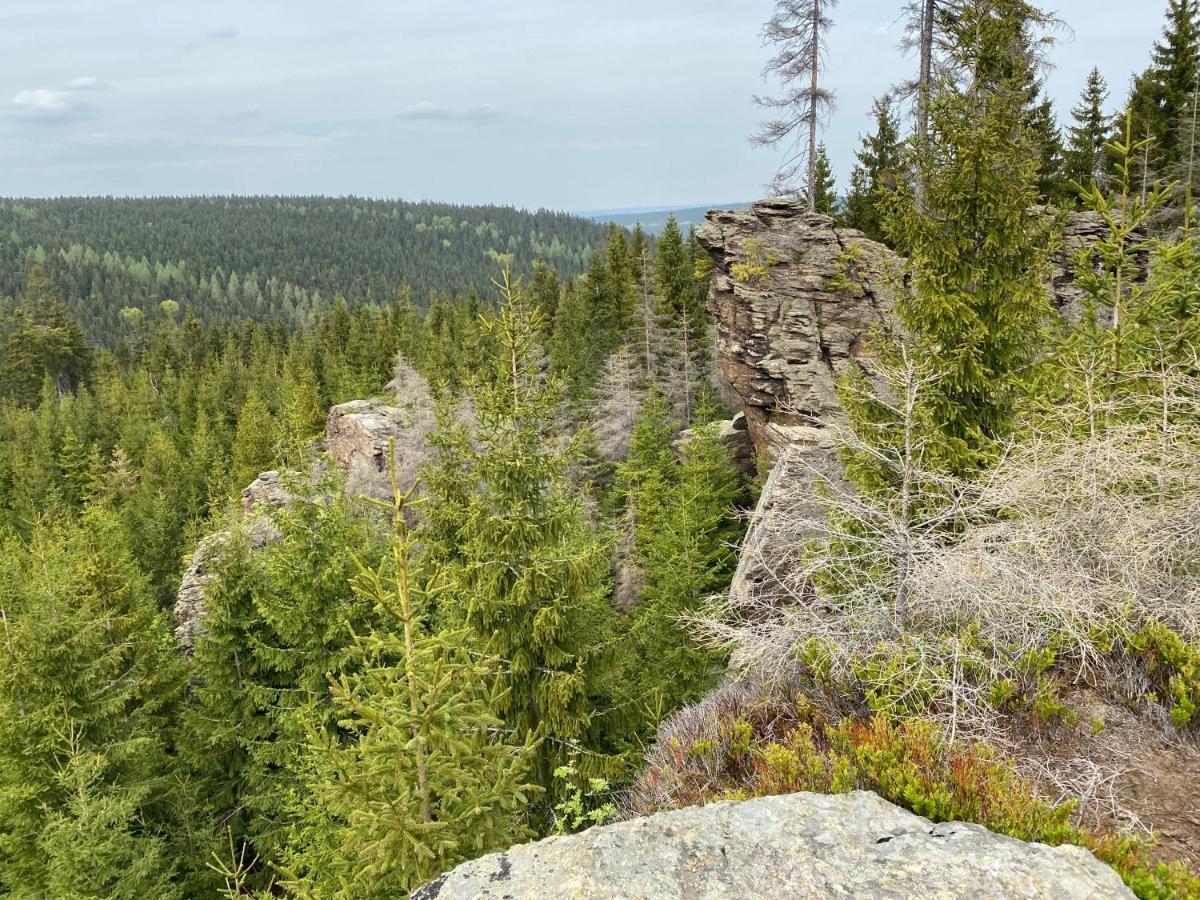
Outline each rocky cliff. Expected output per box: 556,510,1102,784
697,200,1131,605
696,199,1120,465
415,790,1132,899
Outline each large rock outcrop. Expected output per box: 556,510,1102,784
415,790,1132,899
698,200,1137,605
697,201,1129,465
172,360,435,649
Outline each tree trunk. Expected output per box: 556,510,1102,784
917,0,935,147
807,0,821,212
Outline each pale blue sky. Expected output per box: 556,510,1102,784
0,1,1165,209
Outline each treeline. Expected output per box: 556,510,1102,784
0,196,612,344
0,209,752,895
772,0,1200,240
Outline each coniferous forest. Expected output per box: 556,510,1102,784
1,1,1200,898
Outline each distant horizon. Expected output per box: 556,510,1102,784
2,193,757,220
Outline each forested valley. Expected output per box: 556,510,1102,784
1,0,1200,897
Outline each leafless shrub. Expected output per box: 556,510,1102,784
696,352,1200,745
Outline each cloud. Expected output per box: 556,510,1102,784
207,27,239,41
395,100,504,122
10,87,98,123
14,89,73,112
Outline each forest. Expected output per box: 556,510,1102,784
0,197,610,344
0,0,1199,897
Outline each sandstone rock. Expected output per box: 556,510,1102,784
414,790,1132,900
324,360,436,501
697,200,1137,466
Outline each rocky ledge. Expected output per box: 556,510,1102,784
414,790,1131,899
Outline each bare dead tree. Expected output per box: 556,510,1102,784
753,0,838,207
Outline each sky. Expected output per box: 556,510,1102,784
0,1,1166,210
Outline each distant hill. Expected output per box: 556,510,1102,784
0,196,610,345
583,202,753,235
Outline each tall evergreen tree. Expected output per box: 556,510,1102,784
0,509,188,898
845,96,904,241
280,463,535,898
179,490,386,875
1125,0,1200,195
878,0,1054,475
812,143,839,216
1065,67,1112,192
424,272,620,802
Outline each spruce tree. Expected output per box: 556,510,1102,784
1125,0,1200,197
0,508,187,898
424,272,619,801
879,0,1054,475
626,420,744,714
179,489,385,875
845,96,903,241
812,143,839,216
1065,67,1112,192
231,390,277,487
280,460,534,898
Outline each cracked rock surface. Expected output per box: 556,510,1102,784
413,790,1132,899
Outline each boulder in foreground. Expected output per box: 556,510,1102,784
414,790,1132,899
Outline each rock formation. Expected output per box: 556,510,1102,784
172,359,435,649
414,790,1132,899
697,200,1137,605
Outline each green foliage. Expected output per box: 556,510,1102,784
879,0,1054,475
0,266,92,406
0,197,608,345
618,400,745,715
730,238,777,285
812,144,839,218
424,272,621,803
179,486,386,874
0,507,187,898
280,459,535,897
550,763,618,835
844,96,904,242
1064,67,1113,193
1124,0,1200,197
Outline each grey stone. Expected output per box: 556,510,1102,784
416,790,1132,899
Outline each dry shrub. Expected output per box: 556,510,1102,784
697,359,1200,742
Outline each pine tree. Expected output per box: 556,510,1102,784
280,459,534,898
754,0,839,204
231,390,277,487
845,96,904,241
0,508,187,898
424,272,619,802
178,489,386,873
625,419,744,714
878,0,1054,475
812,143,839,216
1125,0,1200,196
1065,67,1112,192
